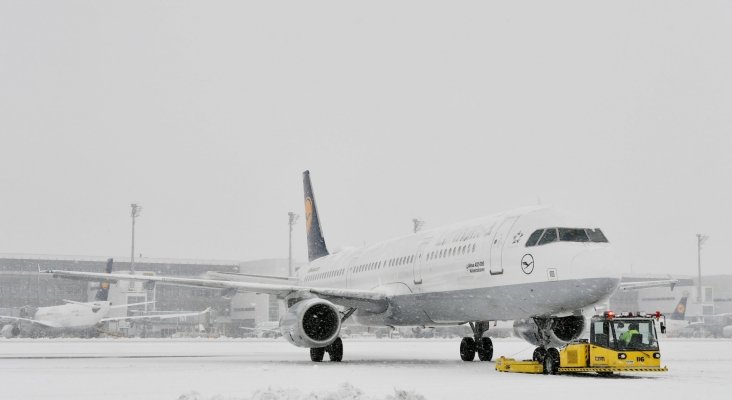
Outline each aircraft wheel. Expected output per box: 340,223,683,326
543,348,560,375
310,347,325,362
532,347,547,363
460,337,476,361
477,337,493,361
327,337,343,362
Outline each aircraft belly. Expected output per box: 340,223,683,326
380,277,618,325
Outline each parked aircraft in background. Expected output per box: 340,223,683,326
240,321,281,338
46,171,675,364
2,259,210,338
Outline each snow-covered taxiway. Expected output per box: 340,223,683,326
1,338,730,400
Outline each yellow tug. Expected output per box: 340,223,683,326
496,311,669,375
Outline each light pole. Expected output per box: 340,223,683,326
130,203,143,272
412,218,425,234
696,234,709,303
288,212,299,277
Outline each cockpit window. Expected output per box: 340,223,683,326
587,228,608,243
525,229,543,247
559,228,589,242
537,228,558,245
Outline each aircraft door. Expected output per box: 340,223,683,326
489,216,519,275
412,241,430,285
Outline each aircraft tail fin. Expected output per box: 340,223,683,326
94,258,114,301
303,170,329,262
670,295,688,320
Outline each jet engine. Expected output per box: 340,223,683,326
1,324,20,339
513,315,585,348
279,298,341,348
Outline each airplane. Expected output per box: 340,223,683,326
240,321,281,338
2,259,210,338
45,171,675,362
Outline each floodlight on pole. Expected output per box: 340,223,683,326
288,212,300,278
130,203,143,272
412,218,425,234
696,234,709,303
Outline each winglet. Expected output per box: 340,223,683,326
303,170,329,262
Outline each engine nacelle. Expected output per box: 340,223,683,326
279,298,341,348
513,315,585,348
1,324,21,339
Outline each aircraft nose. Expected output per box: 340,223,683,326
571,247,621,281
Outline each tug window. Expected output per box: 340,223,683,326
537,228,558,245
525,229,544,247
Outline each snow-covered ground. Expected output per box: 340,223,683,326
1,338,730,400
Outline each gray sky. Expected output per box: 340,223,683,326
1,1,730,276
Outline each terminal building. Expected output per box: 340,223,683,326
2,254,730,337
0,254,294,337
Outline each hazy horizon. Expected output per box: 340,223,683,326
1,1,730,276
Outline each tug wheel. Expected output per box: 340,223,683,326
460,337,476,361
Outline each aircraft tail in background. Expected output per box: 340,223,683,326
670,295,688,320
94,258,114,301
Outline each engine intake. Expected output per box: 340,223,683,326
280,298,341,348
513,315,585,348
1,324,20,338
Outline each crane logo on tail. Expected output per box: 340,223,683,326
305,197,314,231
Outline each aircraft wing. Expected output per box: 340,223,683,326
0,316,63,329
45,270,388,313
207,271,299,282
100,308,211,323
617,279,679,291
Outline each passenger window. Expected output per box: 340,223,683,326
525,229,543,247
587,228,609,243
537,228,558,245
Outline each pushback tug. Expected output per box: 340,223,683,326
496,311,669,375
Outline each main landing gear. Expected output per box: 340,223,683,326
460,321,493,362
310,337,344,362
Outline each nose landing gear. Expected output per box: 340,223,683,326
459,321,493,362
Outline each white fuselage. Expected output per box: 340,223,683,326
32,301,111,330
296,207,621,326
